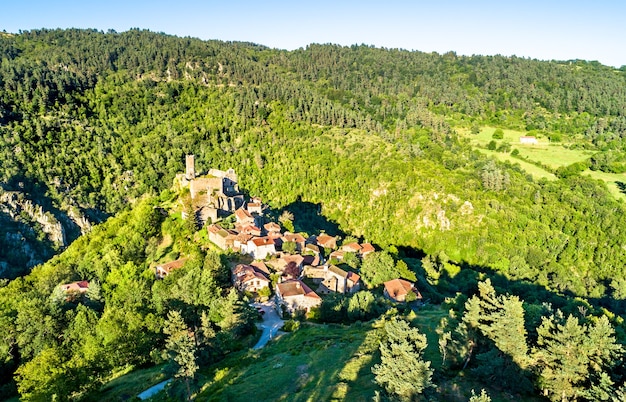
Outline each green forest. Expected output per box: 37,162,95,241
1,28,626,400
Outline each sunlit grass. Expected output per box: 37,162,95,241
584,169,626,201
82,364,167,402
475,148,556,180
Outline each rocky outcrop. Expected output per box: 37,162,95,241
0,191,66,246
67,205,92,235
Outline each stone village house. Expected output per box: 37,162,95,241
275,279,321,316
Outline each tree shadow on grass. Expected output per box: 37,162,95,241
195,324,377,401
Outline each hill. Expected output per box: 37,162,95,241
0,29,625,301
0,28,626,400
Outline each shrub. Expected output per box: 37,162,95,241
282,319,300,332
492,128,504,139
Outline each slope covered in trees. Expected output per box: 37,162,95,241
2,29,626,303
1,28,626,398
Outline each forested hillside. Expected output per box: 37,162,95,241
1,28,626,400
2,29,626,298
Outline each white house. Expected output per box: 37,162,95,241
243,237,276,260
519,136,538,145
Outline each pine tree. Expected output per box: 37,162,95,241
459,280,532,393
532,313,622,401
164,310,198,401
372,317,433,401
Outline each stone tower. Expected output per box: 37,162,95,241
185,155,195,180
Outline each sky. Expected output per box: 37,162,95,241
2,1,625,67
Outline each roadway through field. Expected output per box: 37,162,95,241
252,300,284,349
137,300,284,399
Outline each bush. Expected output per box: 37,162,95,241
497,142,511,153
487,140,497,150
282,319,300,332
492,128,504,139
257,286,271,300
511,148,520,156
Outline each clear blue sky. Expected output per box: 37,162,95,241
2,0,625,67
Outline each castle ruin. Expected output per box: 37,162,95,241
178,155,244,223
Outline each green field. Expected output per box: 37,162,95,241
77,307,540,401
476,148,556,180
82,364,167,402
584,170,626,201
195,322,380,401
468,127,593,169
462,127,626,201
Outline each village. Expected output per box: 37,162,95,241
59,156,422,318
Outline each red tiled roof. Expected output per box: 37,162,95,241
239,225,261,235
251,261,270,275
264,222,282,232
207,224,223,234
360,243,375,254
61,280,90,292
342,242,362,252
235,208,253,221
283,254,304,265
157,258,188,273
251,237,274,247
316,233,336,248
329,250,345,260
277,280,320,299
235,233,253,243
346,271,361,283
283,233,306,243
383,278,422,301
233,264,270,284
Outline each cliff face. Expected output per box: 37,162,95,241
0,191,66,245
0,188,95,278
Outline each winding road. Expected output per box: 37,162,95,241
252,301,284,349
137,300,283,399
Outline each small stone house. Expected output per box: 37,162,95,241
237,224,262,237
207,224,236,251
383,278,423,303
341,242,362,253
264,222,282,235
316,233,337,250
247,200,263,215
60,280,90,293
267,253,305,273
303,265,361,295
232,264,271,293
317,265,361,295
250,261,271,276
282,232,307,252
156,258,188,279
233,233,253,252
243,237,276,260
275,279,321,315
235,208,255,226
359,243,375,257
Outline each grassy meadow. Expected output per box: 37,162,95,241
85,306,542,402
462,126,626,200
584,169,626,201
